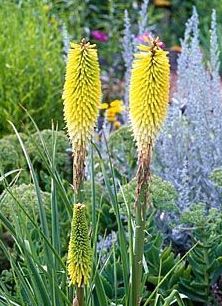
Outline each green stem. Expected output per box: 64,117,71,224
73,156,85,306
132,144,152,305
90,144,96,238
132,187,147,305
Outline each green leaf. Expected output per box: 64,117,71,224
94,271,109,306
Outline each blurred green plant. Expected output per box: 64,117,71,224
82,181,116,234
0,134,28,186
0,182,51,278
0,0,64,135
49,0,87,39
117,175,178,213
108,126,137,181
155,0,222,64
210,168,222,188
0,184,51,222
26,129,71,189
0,130,71,191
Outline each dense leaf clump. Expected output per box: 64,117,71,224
0,1,64,135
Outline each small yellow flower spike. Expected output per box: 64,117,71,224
129,38,170,156
67,203,92,287
62,39,101,191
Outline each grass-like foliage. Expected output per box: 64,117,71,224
0,124,173,305
0,118,221,305
0,0,64,135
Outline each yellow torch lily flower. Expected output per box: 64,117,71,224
129,37,170,156
62,39,101,191
67,203,92,287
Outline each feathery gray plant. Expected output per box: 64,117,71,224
177,159,190,210
138,0,150,35
210,10,220,79
62,23,70,62
209,9,222,166
122,10,134,108
154,8,222,211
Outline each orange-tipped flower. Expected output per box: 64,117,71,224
62,39,101,191
129,37,170,156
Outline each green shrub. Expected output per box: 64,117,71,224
0,130,71,190
0,0,64,135
0,134,29,186
0,184,51,222
108,126,137,180
26,129,71,189
117,175,178,213
210,168,222,188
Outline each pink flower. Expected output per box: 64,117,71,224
91,30,108,42
136,32,165,49
156,40,165,49
137,32,152,44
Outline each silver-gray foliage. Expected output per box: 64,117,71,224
122,10,134,108
138,0,150,35
154,8,222,211
62,23,70,62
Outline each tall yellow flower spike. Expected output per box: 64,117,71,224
67,203,92,287
130,38,170,305
62,39,101,191
130,36,170,199
129,37,170,156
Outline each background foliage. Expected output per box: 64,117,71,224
0,0,64,135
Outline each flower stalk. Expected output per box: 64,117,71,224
63,39,101,306
129,36,170,305
62,38,101,193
